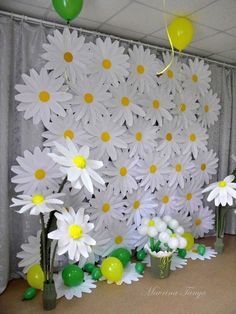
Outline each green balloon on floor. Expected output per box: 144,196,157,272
135,262,145,275
197,244,206,256
83,263,95,274
91,267,102,281
62,264,84,287
136,249,147,261
110,248,131,268
178,248,187,258
22,287,37,301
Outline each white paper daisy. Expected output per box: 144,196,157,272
176,179,203,214
156,184,178,216
88,187,127,231
182,58,211,96
128,45,162,93
191,206,215,238
168,209,192,232
198,89,221,128
11,147,62,194
104,151,139,196
85,116,127,162
11,192,64,215
186,245,217,260
15,68,72,126
48,139,105,194
168,153,194,189
135,152,169,193
141,85,174,126
121,263,143,284
192,150,218,185
70,75,111,124
172,90,198,128
107,82,145,127
182,123,208,159
42,27,91,82
42,109,92,148
88,37,129,87
54,272,96,300
125,116,158,158
126,188,157,227
158,52,183,95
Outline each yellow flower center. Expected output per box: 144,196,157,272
133,200,140,209
204,104,209,113
175,163,182,172
69,224,83,239
84,93,94,104
115,235,123,244
136,64,145,74
73,155,87,169
170,233,177,238
102,203,110,213
149,164,157,174
64,51,73,63
152,99,160,109
162,195,169,204
101,132,111,142
148,220,155,227
180,103,187,112
32,194,44,205
192,74,198,82
135,132,142,141
64,129,74,140
189,133,197,142
167,69,174,78
186,192,192,201
165,132,173,141
102,59,112,69
218,181,227,188
120,167,127,176
34,169,46,180
195,218,202,226
38,91,50,102
121,96,130,106
201,163,206,171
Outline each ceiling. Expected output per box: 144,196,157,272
0,0,236,65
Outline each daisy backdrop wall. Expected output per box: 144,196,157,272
1,15,236,293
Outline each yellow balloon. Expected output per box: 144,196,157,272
101,257,123,283
182,232,194,251
168,17,194,51
27,264,44,290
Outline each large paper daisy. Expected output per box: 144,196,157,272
191,206,215,238
15,68,72,126
198,89,221,128
88,37,129,87
11,147,62,194
42,27,91,82
156,184,178,216
107,82,145,127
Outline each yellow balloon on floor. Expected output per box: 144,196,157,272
101,257,123,283
167,17,194,51
182,232,195,251
27,264,44,290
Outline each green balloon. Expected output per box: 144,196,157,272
52,0,84,22
62,264,84,287
178,248,187,259
135,262,145,275
197,244,206,256
136,249,147,261
110,248,131,268
83,263,95,274
91,267,102,281
22,287,37,301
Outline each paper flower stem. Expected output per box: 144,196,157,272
40,213,47,279
154,240,161,252
149,237,155,251
49,242,58,283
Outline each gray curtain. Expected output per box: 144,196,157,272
0,15,236,293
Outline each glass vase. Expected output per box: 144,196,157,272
43,281,57,311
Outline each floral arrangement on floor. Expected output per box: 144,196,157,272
11,26,222,309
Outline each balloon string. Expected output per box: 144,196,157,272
156,0,174,75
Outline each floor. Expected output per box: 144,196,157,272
0,236,236,314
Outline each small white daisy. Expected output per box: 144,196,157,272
15,68,72,126
135,152,169,192
88,37,129,87
198,89,221,128
42,27,91,82
191,206,215,238
192,150,218,185
141,85,174,126
121,263,143,284
138,216,163,237
156,184,178,216
11,147,62,194
182,58,211,96
186,245,217,260
125,116,158,158
128,45,162,93
107,82,145,127
126,188,157,227
182,123,208,159
85,116,127,162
